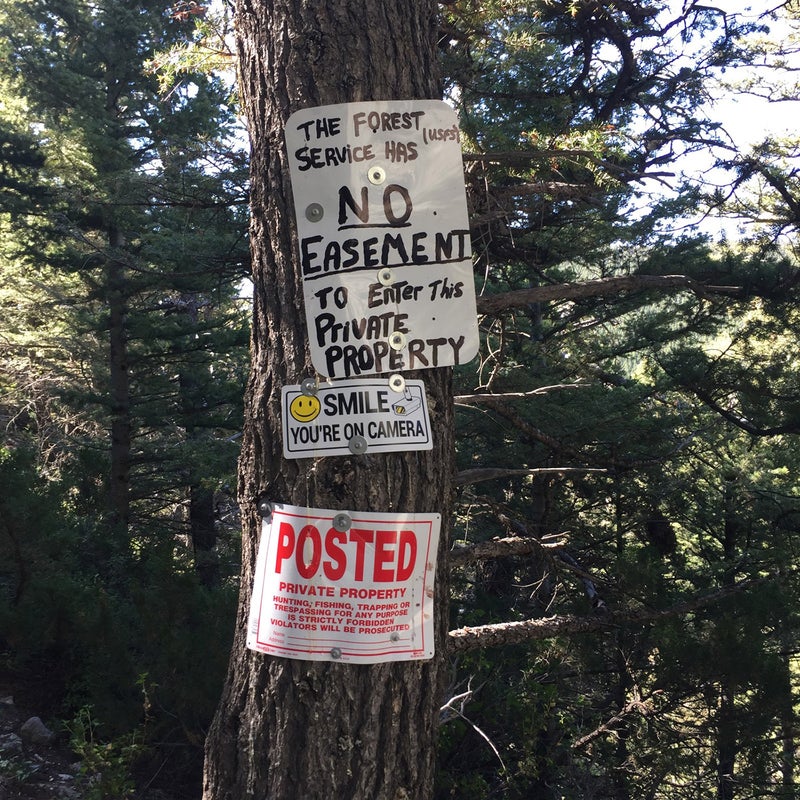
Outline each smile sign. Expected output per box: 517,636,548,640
281,378,432,459
285,100,479,379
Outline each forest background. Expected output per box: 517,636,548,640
1,1,800,798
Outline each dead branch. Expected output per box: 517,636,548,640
476,274,742,316
476,399,664,471
462,150,675,185
453,466,607,487
449,534,567,568
446,577,764,653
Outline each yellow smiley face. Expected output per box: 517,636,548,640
289,394,321,423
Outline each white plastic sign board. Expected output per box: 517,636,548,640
247,503,440,663
285,100,479,379
281,378,432,458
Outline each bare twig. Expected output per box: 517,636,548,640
571,691,663,751
439,679,507,773
454,383,589,403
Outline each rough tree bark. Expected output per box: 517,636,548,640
202,2,451,799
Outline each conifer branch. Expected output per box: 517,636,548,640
476,275,742,316
453,467,606,487
447,578,764,653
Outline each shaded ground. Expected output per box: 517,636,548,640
0,690,81,800
0,668,199,800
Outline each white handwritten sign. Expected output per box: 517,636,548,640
286,100,479,379
282,378,432,459
247,504,440,663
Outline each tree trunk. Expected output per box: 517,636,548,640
778,641,795,796
178,296,220,588
203,2,452,799
190,483,219,588
717,478,739,800
107,225,131,530
716,685,736,800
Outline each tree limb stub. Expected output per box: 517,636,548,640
476,274,742,316
449,534,567,568
446,577,765,653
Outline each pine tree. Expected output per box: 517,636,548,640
0,0,249,545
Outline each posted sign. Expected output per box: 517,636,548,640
285,100,479,380
282,378,432,458
247,504,440,663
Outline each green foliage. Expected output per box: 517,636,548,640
441,3,800,797
0,752,40,783
0,12,246,794
0,446,237,741
67,705,145,800
146,2,237,101
0,123,45,217
0,0,249,583
2,0,800,797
